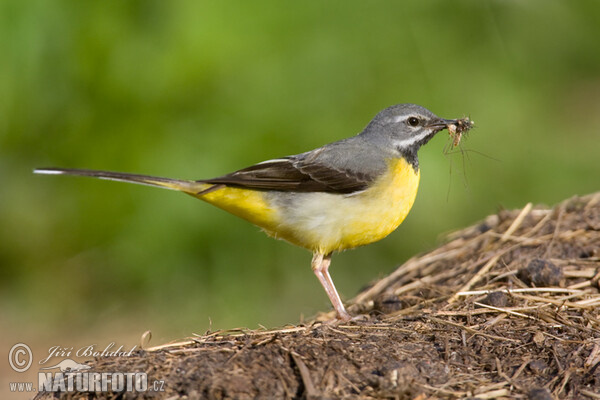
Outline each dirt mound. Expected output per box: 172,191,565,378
36,193,600,399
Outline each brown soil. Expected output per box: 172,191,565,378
36,193,600,399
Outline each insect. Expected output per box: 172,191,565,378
447,117,474,147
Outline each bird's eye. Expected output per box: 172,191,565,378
407,117,420,127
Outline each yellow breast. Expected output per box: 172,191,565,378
326,157,420,252
193,157,420,255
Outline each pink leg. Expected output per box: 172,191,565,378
311,253,351,321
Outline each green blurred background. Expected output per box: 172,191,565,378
1,0,599,356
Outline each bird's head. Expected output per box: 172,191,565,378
362,103,464,156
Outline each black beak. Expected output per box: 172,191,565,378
426,118,458,132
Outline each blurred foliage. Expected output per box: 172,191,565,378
1,0,599,343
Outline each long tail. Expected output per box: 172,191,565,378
34,167,212,194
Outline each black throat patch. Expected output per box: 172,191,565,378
400,148,419,172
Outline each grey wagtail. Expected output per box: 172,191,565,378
35,104,473,321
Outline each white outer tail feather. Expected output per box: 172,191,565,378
33,167,201,193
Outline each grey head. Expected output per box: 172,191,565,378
359,103,457,169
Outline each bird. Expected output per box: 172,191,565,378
35,104,471,321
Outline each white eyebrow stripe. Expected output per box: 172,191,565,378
388,115,406,123
393,130,432,149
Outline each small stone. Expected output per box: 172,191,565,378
373,293,404,314
518,259,563,287
528,359,548,374
482,291,509,307
527,387,553,400
533,331,545,346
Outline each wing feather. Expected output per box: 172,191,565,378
201,156,374,194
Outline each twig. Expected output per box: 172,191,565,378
456,287,584,296
474,302,537,320
448,254,502,303
428,317,520,342
291,351,320,398
545,203,565,257
511,293,598,309
472,388,511,399
351,248,464,305
501,202,532,241
580,389,600,399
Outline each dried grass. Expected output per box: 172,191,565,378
36,192,600,399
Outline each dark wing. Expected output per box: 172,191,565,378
201,156,375,194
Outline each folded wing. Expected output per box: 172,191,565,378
202,153,375,194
